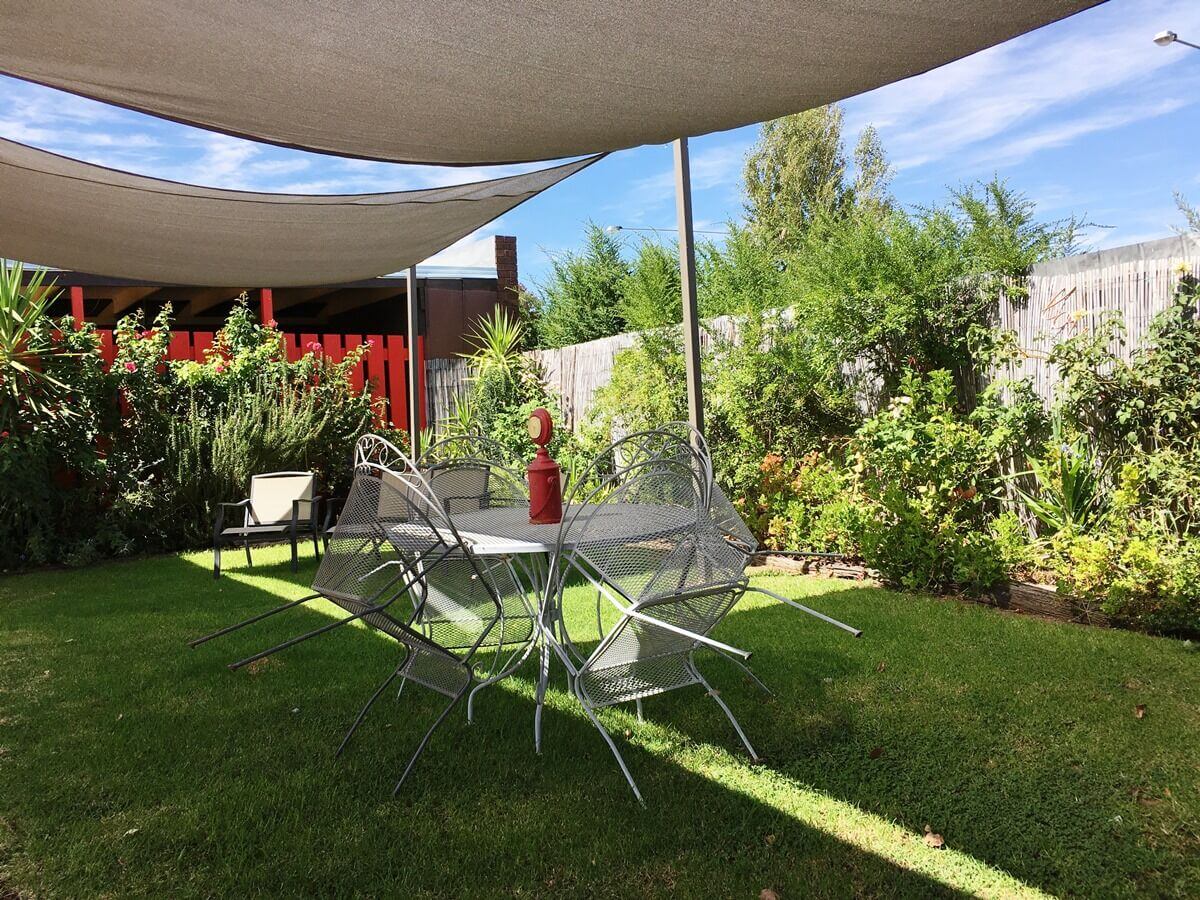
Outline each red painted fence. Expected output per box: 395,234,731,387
94,329,426,429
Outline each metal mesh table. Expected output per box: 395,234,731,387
423,502,699,747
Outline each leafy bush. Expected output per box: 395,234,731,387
847,369,1017,593
747,451,860,555
446,307,581,475
0,284,379,567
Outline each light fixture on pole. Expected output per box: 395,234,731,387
604,224,729,236
1154,29,1200,50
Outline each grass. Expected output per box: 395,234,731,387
0,544,1196,898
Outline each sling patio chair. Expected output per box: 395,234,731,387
191,437,510,794
212,471,321,578
549,425,861,802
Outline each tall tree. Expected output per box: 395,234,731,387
532,223,630,348
743,105,849,245
851,125,893,218
620,239,681,330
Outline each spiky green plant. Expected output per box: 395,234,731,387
0,261,75,428
462,306,525,378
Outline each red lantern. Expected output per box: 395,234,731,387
526,407,562,524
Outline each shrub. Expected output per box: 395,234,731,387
848,369,1012,593
747,450,860,555
1052,522,1200,635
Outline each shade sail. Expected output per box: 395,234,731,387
0,139,597,286
0,1,1104,165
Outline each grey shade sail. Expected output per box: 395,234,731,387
0,138,597,286
0,1,1104,165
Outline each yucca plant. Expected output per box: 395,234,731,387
0,260,76,429
1014,428,1106,535
462,305,526,378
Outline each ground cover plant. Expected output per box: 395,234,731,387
1,546,1196,898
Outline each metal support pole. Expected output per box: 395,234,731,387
674,137,704,436
406,266,421,456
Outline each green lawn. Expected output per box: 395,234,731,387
0,545,1196,898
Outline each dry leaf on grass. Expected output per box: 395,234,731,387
760,889,781,900
1134,704,1146,719
868,746,885,759
875,660,887,673
923,825,945,849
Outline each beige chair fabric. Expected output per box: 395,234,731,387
248,472,316,526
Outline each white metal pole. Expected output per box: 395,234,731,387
674,137,704,435
406,266,421,456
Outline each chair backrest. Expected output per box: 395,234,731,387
248,471,315,524
324,438,507,661
561,427,745,607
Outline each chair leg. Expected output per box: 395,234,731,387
290,531,299,572
337,653,408,757
188,592,321,648
392,679,470,797
688,657,760,762
579,698,644,805
244,538,253,568
635,698,645,722
311,525,321,561
213,542,221,580
534,641,551,753
467,631,538,724
712,647,775,697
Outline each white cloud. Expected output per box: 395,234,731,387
973,98,1188,168
422,228,502,268
627,140,750,207
843,0,1200,172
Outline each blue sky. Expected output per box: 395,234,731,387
1,0,1197,288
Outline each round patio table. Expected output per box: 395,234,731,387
442,501,698,750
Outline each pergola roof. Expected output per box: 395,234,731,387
0,138,596,286
1,1,1104,165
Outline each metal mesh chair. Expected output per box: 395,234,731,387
414,435,537,666
552,424,860,802
191,435,507,794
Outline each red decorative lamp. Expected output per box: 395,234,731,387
526,407,563,524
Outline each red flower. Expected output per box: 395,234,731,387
123,361,138,373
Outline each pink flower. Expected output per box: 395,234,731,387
307,341,323,353
123,361,137,373
364,338,376,348
266,319,278,329
214,362,226,374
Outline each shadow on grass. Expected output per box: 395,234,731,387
1,549,1195,897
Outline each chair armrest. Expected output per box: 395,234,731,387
322,496,346,532
214,499,252,539
292,497,321,529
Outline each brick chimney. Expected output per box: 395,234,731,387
494,235,518,311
